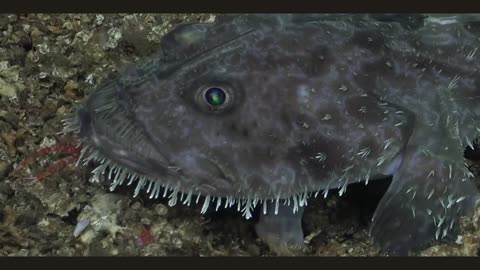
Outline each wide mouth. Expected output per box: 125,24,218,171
82,147,310,218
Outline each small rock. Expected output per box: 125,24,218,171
154,204,168,216
47,25,62,35
0,132,16,157
37,43,50,54
39,72,48,79
0,61,8,70
73,31,92,45
104,28,123,49
205,15,216,23
63,80,79,100
39,137,56,148
141,217,151,226
76,193,126,244
17,249,29,256
18,34,33,51
62,21,74,30
95,15,105,26
246,243,261,256
131,201,141,210
81,15,92,24
30,27,44,46
0,182,14,200
90,49,106,64
26,50,39,63
56,105,66,115
172,237,183,249
0,110,19,129
0,161,10,179
79,229,96,244
456,235,464,245
74,219,91,238
0,78,17,97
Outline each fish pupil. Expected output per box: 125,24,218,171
205,87,226,107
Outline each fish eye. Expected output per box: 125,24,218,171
204,87,227,107
197,86,233,112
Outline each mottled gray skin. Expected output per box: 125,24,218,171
72,14,480,255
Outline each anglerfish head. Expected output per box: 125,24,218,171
67,15,412,217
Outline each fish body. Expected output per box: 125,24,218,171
65,14,480,254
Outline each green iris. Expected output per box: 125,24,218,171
205,87,226,107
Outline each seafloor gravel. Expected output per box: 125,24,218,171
0,13,479,256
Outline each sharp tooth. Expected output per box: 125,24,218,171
133,176,146,197
466,136,474,150
195,192,202,204
293,195,299,213
274,195,280,215
168,191,178,206
201,195,211,214
215,197,222,211
163,184,170,198
183,190,193,206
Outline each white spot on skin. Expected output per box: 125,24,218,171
299,121,309,129
383,154,403,175
299,159,308,166
92,135,101,146
358,147,371,159
113,149,129,157
322,114,332,120
447,75,461,90
376,156,386,167
424,16,458,25
467,47,477,61
174,105,186,115
383,138,394,150
314,152,327,162
297,85,311,104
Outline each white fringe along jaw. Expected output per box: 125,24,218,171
64,118,316,219
84,146,314,219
